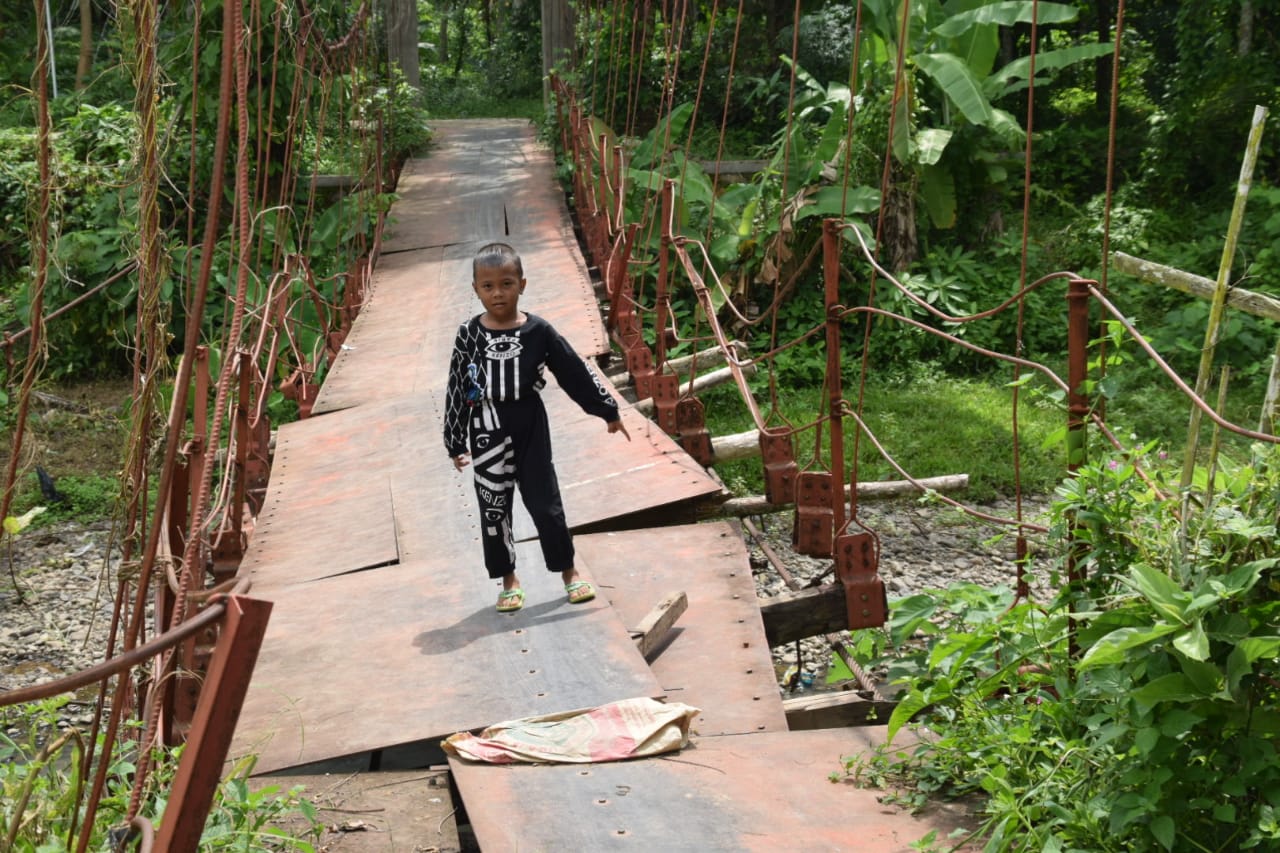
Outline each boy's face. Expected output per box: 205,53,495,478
473,260,526,323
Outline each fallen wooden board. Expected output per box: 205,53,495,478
629,591,687,659
759,582,849,647
783,690,901,730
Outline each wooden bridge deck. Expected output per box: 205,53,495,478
230,119,974,850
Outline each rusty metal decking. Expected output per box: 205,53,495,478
450,728,976,851
232,120,725,776
230,538,658,775
579,523,788,737
227,118,960,849
315,241,608,414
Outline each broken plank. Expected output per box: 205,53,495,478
759,583,847,647
783,690,899,730
629,591,688,659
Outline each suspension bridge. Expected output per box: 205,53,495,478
5,1,1278,848
220,117,976,851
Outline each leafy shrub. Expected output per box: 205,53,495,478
0,698,322,849
843,440,1280,851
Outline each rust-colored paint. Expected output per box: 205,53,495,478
451,728,976,851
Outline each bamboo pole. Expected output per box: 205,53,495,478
1181,105,1268,489
1261,340,1280,435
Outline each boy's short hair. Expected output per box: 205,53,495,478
473,242,523,278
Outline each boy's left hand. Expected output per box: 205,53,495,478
608,418,631,441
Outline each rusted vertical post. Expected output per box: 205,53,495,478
226,352,251,557
1065,277,1093,657
596,132,608,213
655,179,674,370
155,595,272,852
824,219,846,537
608,223,639,334
189,347,211,523
611,143,625,226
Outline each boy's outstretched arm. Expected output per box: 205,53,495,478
607,418,631,441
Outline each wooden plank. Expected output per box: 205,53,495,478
450,728,979,851
759,583,848,647
629,591,687,659
581,524,788,737
783,691,901,730
1112,250,1280,322
712,474,969,518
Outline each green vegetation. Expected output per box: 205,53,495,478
838,440,1280,851
0,698,321,850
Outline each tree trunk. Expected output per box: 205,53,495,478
1239,0,1254,56
1094,0,1112,113
883,168,918,273
481,0,493,47
437,1,450,65
386,0,421,89
541,0,574,101
75,0,92,91
452,4,468,78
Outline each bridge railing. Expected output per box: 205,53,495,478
0,584,271,852
550,80,1280,626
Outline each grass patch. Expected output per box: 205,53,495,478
703,371,1078,502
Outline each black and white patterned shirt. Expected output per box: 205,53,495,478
443,313,619,457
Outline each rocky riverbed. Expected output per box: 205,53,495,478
747,495,1056,694
0,519,121,732
1,495,1058,731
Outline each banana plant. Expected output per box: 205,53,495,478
856,0,1115,234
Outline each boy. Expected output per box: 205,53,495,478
443,242,630,612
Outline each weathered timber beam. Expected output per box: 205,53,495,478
712,474,968,518
633,363,757,415
693,159,769,178
782,691,900,730
709,429,760,463
759,583,847,647
607,342,749,388
629,591,688,659
1111,251,1280,322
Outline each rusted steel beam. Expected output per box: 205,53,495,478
156,595,272,852
836,532,887,629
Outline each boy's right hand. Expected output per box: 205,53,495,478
452,454,471,471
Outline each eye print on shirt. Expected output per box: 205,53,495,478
484,335,523,361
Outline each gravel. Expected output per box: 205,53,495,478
0,520,121,731
747,495,1056,695
1,496,1059,724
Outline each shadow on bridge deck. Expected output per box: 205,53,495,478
231,120,975,851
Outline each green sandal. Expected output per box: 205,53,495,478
565,581,596,605
497,588,524,613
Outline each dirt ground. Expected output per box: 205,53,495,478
2,376,133,496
